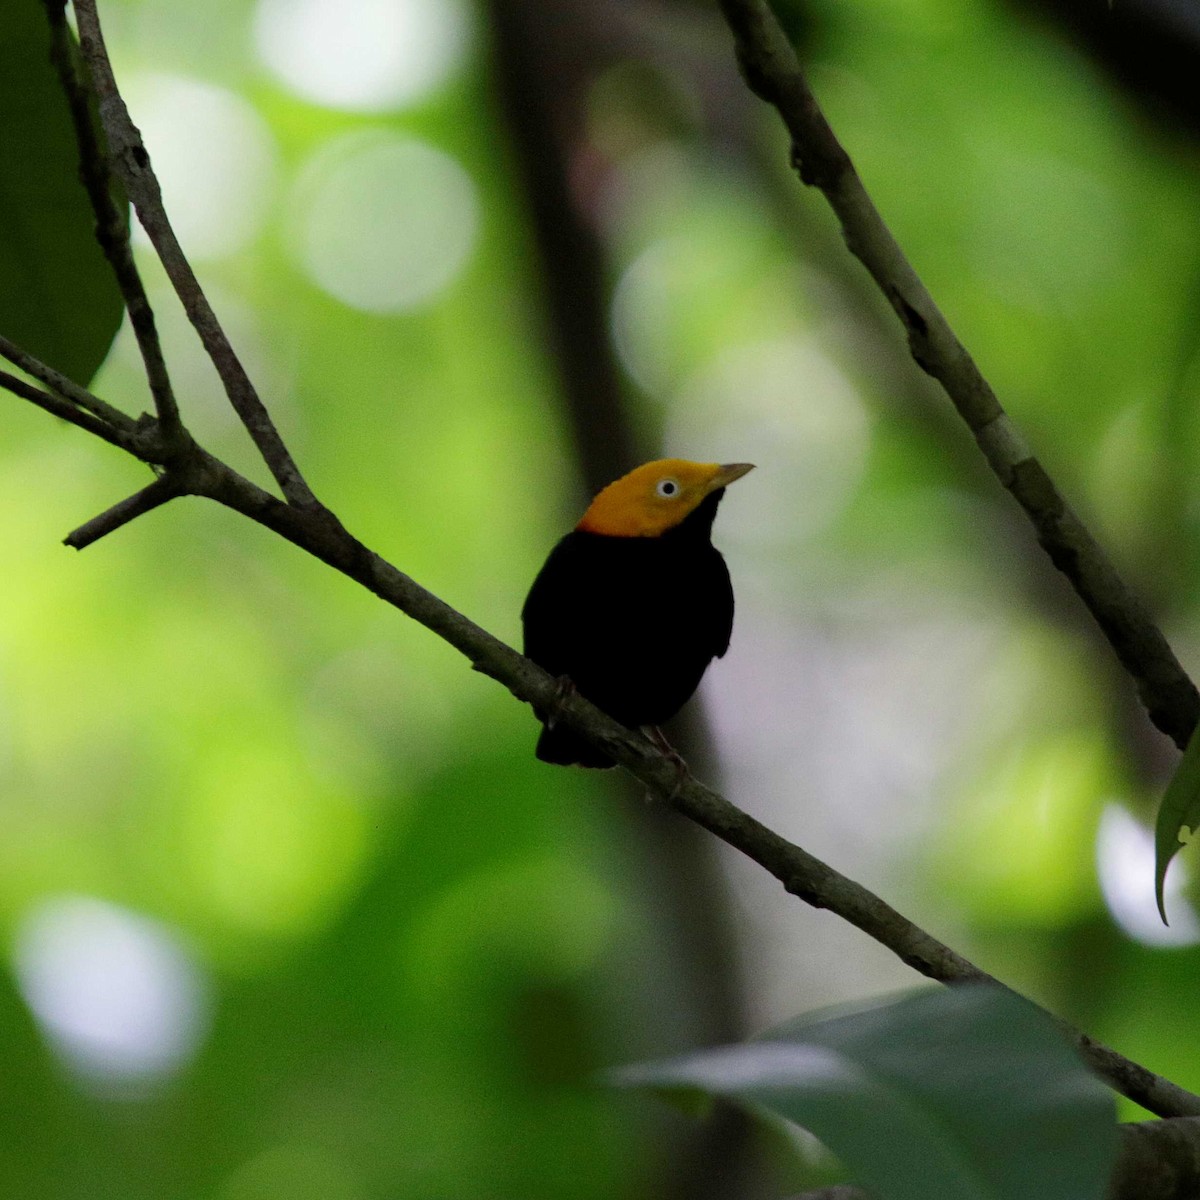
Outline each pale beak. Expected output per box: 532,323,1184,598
710,462,756,490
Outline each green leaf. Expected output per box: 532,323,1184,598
613,985,1117,1200
1154,726,1200,924
0,5,125,385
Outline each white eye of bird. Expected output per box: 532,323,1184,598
656,478,680,498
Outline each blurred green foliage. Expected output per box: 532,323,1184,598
4,0,1200,1195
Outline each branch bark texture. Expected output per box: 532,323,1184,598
0,367,131,452
0,331,133,431
41,0,181,441
70,0,318,510
715,0,1200,751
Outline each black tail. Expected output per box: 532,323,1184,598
535,724,615,769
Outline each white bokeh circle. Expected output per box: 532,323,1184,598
253,0,471,112
288,131,479,313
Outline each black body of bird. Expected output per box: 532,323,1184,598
522,460,751,767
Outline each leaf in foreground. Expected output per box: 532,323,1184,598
1155,724,1200,924
0,7,125,386
613,984,1116,1200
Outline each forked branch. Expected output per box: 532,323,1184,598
70,0,321,511
41,0,182,443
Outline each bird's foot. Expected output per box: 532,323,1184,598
643,725,692,801
545,675,577,730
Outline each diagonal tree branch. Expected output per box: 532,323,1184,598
0,367,137,454
0,332,135,432
714,0,1200,752
4,0,1198,1152
69,0,320,512
36,427,1174,1123
0,330,186,547
41,0,181,443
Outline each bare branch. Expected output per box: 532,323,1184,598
69,0,320,511
2,340,1191,1117
0,368,139,454
0,332,134,431
714,0,1200,751
5,292,1195,1118
64,473,182,549
159,449,1194,1121
40,0,181,442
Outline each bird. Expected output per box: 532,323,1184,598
522,458,754,767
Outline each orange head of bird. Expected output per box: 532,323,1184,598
576,459,755,538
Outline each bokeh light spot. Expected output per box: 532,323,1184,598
12,895,209,1087
668,337,870,545
125,74,278,260
289,132,479,313
253,0,471,112
610,234,694,395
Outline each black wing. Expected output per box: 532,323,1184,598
706,548,735,659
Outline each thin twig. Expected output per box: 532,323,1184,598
0,369,138,454
41,0,181,441
714,0,1200,751
64,473,182,549
69,0,320,511
0,332,134,431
